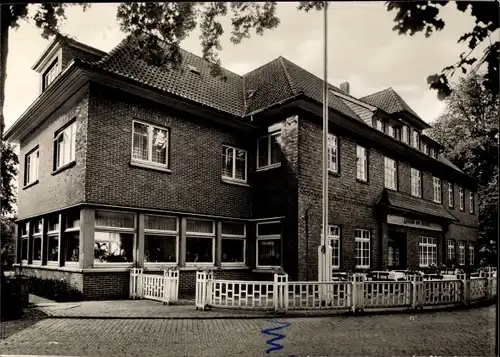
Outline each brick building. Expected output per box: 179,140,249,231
5,35,479,299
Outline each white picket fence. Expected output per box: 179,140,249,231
129,268,179,305
195,271,497,313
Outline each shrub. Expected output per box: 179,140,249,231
28,277,83,302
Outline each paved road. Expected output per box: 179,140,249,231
0,306,495,357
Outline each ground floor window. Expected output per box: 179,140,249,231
256,221,281,267
144,215,178,264
447,239,455,263
355,229,370,269
94,232,134,263
47,234,59,262
468,243,474,266
419,236,437,267
221,221,246,265
458,241,466,265
186,219,215,265
32,235,42,262
387,245,400,267
327,225,340,269
63,231,80,263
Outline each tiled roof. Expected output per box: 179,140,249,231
359,87,421,120
438,155,463,173
380,189,457,221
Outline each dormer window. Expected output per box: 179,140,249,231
43,58,60,90
376,119,384,132
429,147,435,158
412,130,420,149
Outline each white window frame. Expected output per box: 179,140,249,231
411,168,422,197
433,177,442,203
94,210,137,268
221,222,246,267
20,222,29,264
412,130,420,149
376,119,384,132
402,126,409,144
469,191,474,214
144,215,179,267
185,218,216,266
468,243,474,266
388,124,395,138
459,187,464,211
64,211,81,267
356,145,367,182
31,219,43,265
25,148,40,187
458,241,466,265
447,239,455,262
429,147,435,158
46,216,60,266
131,120,170,168
256,131,281,170
327,133,338,173
422,142,428,154
384,157,397,190
221,145,248,183
256,220,282,269
43,57,62,90
355,229,370,269
327,225,341,270
448,182,454,208
53,121,77,171
419,236,437,267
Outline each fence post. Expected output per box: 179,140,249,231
206,271,214,307
408,274,423,310
195,271,206,310
351,273,365,313
459,273,470,305
130,268,143,299
273,274,279,313
129,269,136,299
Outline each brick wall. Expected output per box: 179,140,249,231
16,266,84,291
83,272,129,300
18,92,89,219
86,84,253,218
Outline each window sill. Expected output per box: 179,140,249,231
180,265,215,271
144,263,178,270
220,264,248,270
22,180,39,190
256,163,281,172
51,161,76,176
15,264,82,272
253,267,280,273
385,186,397,191
356,179,368,185
328,170,340,177
93,263,134,269
130,160,172,173
221,177,250,187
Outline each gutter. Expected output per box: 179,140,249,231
243,92,305,120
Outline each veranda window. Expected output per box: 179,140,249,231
186,219,215,265
20,222,29,263
31,219,43,264
256,221,281,267
144,215,178,264
47,215,60,265
63,210,80,266
221,222,246,265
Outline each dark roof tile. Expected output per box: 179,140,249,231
360,87,421,120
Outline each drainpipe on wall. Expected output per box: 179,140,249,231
303,206,311,281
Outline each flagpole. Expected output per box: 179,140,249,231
322,0,329,281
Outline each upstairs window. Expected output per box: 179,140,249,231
411,168,421,197
222,145,247,183
388,125,395,138
53,121,76,171
132,120,169,168
459,187,464,211
25,148,39,186
433,177,442,203
43,58,60,90
412,130,420,149
422,142,428,155
257,131,281,169
402,126,409,144
384,157,397,190
356,145,367,182
327,133,338,173
469,191,474,214
448,182,454,208
376,119,384,132
429,147,434,158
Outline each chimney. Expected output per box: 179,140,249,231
339,81,350,94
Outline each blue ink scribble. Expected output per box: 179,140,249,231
261,321,291,354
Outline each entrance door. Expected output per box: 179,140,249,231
388,232,407,269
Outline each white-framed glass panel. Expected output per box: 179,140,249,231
222,145,247,183
186,218,215,264
412,130,420,149
411,168,422,197
94,210,136,265
221,222,246,265
469,191,474,214
388,125,395,138
447,239,455,262
422,142,428,154
429,147,435,158
20,222,29,262
256,221,281,267
355,229,370,269
433,177,442,203
448,183,454,208
419,236,437,267
468,243,474,265
257,131,281,169
54,121,76,170
47,234,59,263
402,126,409,144
31,219,43,264
458,241,466,265
327,133,338,173
384,157,397,190
43,58,60,89
387,245,400,267
376,119,384,132
327,225,341,269
25,149,39,186
356,145,367,181
459,187,464,210
144,215,179,264
131,120,169,167
63,231,80,264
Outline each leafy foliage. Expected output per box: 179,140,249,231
386,1,499,99
1,215,16,269
0,141,18,216
426,73,498,262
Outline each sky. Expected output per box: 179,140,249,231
4,2,485,131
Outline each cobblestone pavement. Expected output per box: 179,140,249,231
0,305,495,357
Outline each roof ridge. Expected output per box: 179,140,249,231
359,87,391,100
80,36,130,66
278,56,298,95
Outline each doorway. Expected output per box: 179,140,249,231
387,231,407,269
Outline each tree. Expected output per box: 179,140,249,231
386,1,499,100
426,73,498,264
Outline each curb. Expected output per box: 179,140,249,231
37,300,496,320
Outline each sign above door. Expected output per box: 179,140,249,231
387,214,442,232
